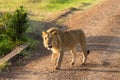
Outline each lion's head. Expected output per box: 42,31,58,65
42,28,61,50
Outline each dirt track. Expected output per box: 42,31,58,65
0,0,120,80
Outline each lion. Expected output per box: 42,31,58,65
42,27,90,70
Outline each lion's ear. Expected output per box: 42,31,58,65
52,31,57,35
42,31,47,37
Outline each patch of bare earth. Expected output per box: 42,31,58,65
0,0,120,80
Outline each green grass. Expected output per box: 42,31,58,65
0,0,99,21
45,0,96,11
0,61,10,71
0,0,96,11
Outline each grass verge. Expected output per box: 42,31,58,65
0,0,99,21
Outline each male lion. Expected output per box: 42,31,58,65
42,27,90,70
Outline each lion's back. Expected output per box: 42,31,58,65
61,29,85,48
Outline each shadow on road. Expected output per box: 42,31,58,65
87,36,120,53
62,68,120,73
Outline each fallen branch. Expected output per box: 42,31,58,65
0,44,29,65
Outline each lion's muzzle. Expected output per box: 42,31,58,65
48,45,52,48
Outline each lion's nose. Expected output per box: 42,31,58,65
48,45,52,48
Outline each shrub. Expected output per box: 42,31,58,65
5,6,29,41
0,6,29,57
0,13,12,34
0,34,15,57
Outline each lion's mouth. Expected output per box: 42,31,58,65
48,45,52,48
47,45,52,50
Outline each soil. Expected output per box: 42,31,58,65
0,0,120,80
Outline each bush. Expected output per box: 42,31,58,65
0,34,15,57
0,13,12,34
0,6,29,57
5,6,29,41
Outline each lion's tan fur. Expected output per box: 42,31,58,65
42,27,89,70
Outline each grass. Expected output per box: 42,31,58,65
45,0,96,11
0,61,10,71
0,0,99,21
0,0,96,11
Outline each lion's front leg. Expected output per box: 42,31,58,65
55,51,64,70
51,53,58,69
51,53,58,63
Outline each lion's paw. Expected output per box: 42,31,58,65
70,62,75,65
54,66,60,70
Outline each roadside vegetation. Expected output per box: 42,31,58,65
0,0,98,20
0,6,30,57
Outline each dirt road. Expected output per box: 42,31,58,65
0,0,120,80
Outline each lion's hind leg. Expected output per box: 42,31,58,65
81,49,90,65
70,48,77,65
79,37,89,65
